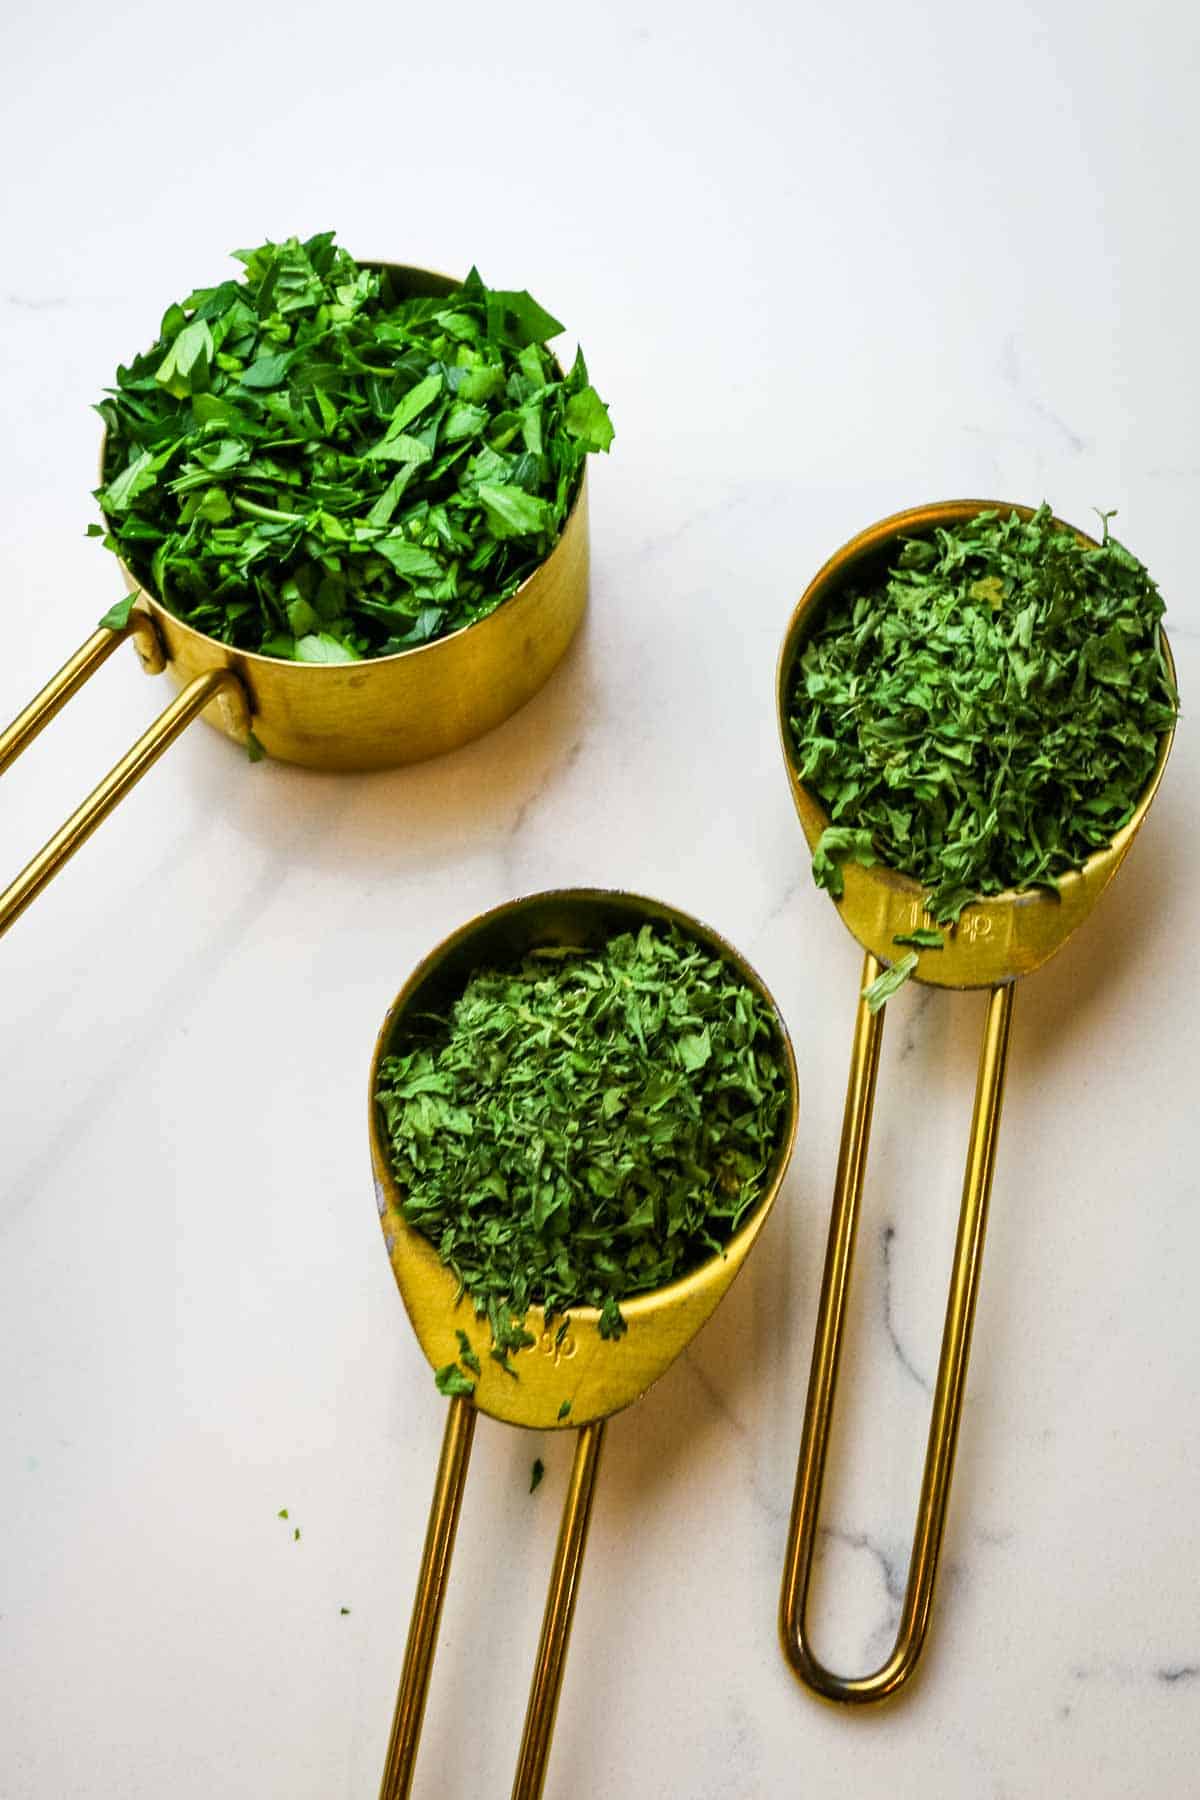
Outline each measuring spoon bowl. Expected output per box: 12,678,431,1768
775,499,1176,989
369,887,800,1431
773,497,1178,1708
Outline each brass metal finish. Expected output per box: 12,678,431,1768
512,1420,607,1800
369,889,799,1794
776,500,1176,991
0,614,164,776
370,890,799,1433
378,1397,476,1800
126,468,588,773
0,666,245,941
0,262,590,929
110,262,589,772
775,500,1176,1704
779,961,1014,1703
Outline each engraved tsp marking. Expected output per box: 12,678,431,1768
522,1328,578,1364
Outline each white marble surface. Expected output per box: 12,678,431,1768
2,3,1198,1795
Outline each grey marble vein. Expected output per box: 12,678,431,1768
819,1521,906,1607
998,333,1089,455
749,870,807,946
881,1222,932,1393
1070,1659,1200,1690
505,732,586,850
897,979,938,1062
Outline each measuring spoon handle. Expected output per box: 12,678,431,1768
378,1396,477,1800
512,1419,607,1800
779,955,1014,1703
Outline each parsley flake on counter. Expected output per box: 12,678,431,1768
376,924,788,1378
530,1458,545,1494
93,232,612,661
789,506,1177,923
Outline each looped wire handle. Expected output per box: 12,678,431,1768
779,953,1015,1703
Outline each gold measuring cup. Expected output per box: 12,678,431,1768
774,499,1177,1705
0,265,588,940
368,889,799,1798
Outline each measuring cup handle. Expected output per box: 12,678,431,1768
0,624,248,940
378,1396,477,1800
778,954,1015,1704
0,614,166,775
511,1419,606,1800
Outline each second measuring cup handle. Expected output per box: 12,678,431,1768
778,954,1015,1704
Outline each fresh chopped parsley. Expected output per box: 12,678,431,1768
376,924,789,1376
98,594,135,631
93,232,612,661
892,929,944,949
789,506,1177,923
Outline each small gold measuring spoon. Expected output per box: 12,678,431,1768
774,499,1177,1705
368,888,799,1798
0,265,588,940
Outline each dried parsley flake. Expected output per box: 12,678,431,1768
375,925,788,1372
788,506,1177,923
862,952,919,1014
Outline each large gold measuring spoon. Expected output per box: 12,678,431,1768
0,265,587,941
774,500,1176,1704
368,889,799,1798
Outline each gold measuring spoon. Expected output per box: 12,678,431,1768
0,265,588,940
368,889,799,1798
774,499,1176,1705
